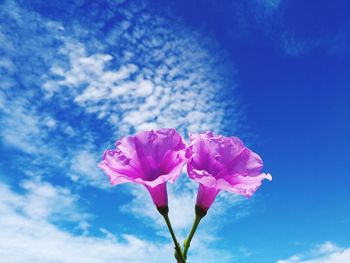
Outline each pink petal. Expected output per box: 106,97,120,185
196,183,220,210
145,183,168,207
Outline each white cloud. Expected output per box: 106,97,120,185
0,91,109,189
43,39,232,135
41,5,239,137
0,178,236,263
0,179,171,263
0,96,49,155
20,179,84,222
0,177,88,229
277,242,350,263
69,149,109,188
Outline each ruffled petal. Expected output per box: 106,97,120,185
187,167,218,188
187,132,271,210
221,173,272,197
98,149,141,185
98,128,187,207
227,148,264,176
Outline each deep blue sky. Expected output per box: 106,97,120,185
0,1,349,262
163,1,350,261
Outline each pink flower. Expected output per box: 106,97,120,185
186,132,272,211
98,128,187,208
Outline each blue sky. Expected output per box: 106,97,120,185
0,0,349,262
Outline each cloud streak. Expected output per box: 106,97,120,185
277,242,350,263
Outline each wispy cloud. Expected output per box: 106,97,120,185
42,19,239,136
277,242,350,263
0,89,107,188
0,177,238,263
0,179,172,263
0,177,88,225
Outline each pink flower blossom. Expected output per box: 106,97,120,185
186,132,272,211
98,128,187,208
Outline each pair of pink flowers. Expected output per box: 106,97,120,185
98,128,271,262
99,128,271,213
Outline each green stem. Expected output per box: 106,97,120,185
183,206,207,260
158,207,186,263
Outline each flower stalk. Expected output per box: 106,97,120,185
157,206,186,263
183,205,207,260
